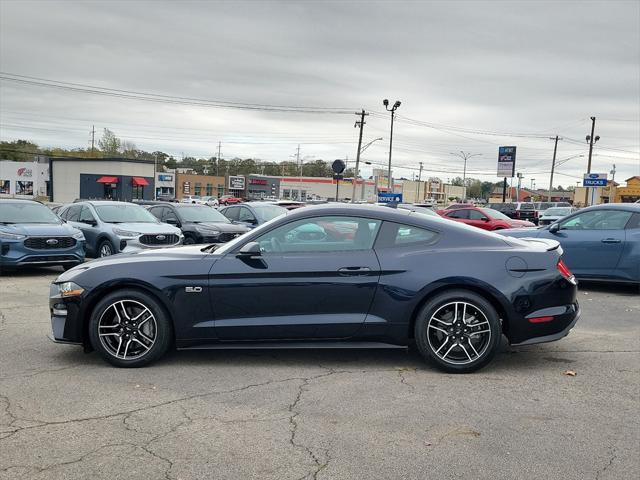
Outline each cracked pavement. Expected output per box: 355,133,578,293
0,267,638,479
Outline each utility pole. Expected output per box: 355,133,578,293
216,142,222,176
516,172,523,202
609,164,616,203
585,116,598,206
548,135,560,201
351,110,368,203
417,161,423,202
90,125,95,155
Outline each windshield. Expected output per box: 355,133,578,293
0,202,62,224
543,207,572,216
94,204,159,223
253,205,288,222
480,208,511,220
179,206,230,223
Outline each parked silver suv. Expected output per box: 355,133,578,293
58,201,183,257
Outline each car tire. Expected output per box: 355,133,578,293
414,289,501,373
88,289,173,368
97,239,115,257
183,235,196,245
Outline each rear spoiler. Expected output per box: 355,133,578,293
518,237,561,251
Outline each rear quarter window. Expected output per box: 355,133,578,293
375,222,439,248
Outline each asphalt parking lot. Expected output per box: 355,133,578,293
0,268,638,480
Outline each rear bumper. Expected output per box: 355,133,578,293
509,302,580,346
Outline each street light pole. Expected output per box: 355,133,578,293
351,109,368,203
449,151,482,201
383,99,401,194
548,135,560,201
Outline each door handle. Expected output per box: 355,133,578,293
338,266,371,276
601,238,622,244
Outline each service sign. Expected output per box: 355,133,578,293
228,175,245,190
497,146,517,178
582,173,608,187
377,192,403,203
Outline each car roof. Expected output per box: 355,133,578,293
0,198,42,205
583,203,640,212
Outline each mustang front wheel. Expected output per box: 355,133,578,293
415,290,501,373
88,290,173,367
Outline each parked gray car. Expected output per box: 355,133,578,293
58,201,183,257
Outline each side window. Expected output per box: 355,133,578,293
560,210,633,231
468,210,486,220
79,206,95,222
625,213,640,230
164,209,178,224
224,207,239,221
148,206,164,221
66,205,82,222
447,209,469,219
238,207,256,222
393,224,438,246
58,207,69,220
255,216,382,253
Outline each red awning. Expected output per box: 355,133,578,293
96,176,119,184
132,177,149,186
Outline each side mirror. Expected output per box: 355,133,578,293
236,241,262,259
82,219,97,226
481,217,490,222
166,218,179,226
549,223,560,233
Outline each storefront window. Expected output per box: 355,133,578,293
217,184,225,197
206,183,213,196
283,189,290,199
133,185,144,200
194,182,202,195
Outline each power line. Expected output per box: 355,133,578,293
0,72,357,114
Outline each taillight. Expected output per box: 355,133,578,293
557,259,574,281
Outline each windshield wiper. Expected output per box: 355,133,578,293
201,243,220,253
0,221,17,224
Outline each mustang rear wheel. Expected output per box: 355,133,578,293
415,290,501,373
88,290,173,367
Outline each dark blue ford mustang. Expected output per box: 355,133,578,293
49,204,579,373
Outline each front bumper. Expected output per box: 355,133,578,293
118,235,183,253
49,285,84,345
1,239,86,268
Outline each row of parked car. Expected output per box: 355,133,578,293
0,198,290,272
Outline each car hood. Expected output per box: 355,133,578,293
110,222,181,234
189,222,249,233
507,220,536,227
56,245,213,283
0,222,79,236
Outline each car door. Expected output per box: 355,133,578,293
467,209,491,230
444,208,470,225
237,206,258,228
208,215,382,341
548,209,633,278
63,205,90,251
221,206,239,223
78,206,100,250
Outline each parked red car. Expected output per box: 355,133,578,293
438,206,535,230
218,195,243,206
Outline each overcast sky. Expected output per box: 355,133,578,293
1,0,639,188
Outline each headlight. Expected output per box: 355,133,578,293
113,228,140,237
0,231,26,240
57,281,85,297
195,226,220,234
72,231,85,240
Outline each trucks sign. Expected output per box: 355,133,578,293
582,173,608,187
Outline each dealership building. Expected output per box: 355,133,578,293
48,157,155,203
0,159,50,199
